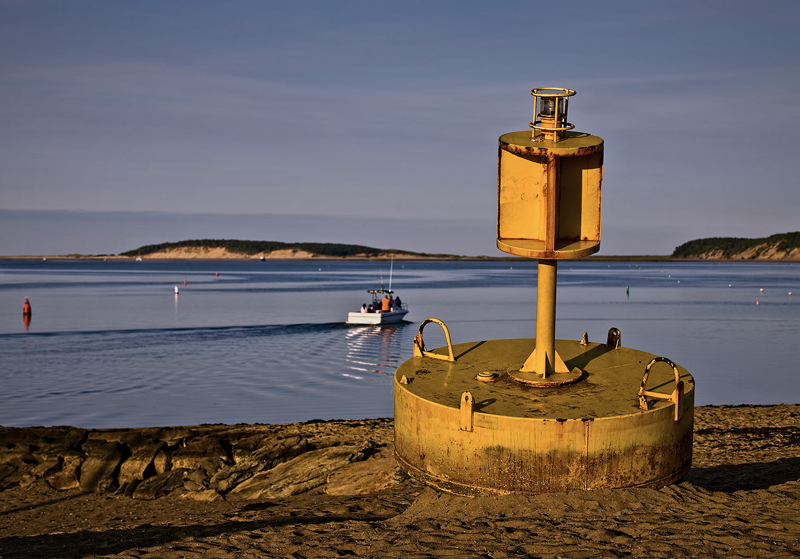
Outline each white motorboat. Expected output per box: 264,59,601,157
346,288,408,325
346,258,408,325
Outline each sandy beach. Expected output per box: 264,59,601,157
2,405,799,558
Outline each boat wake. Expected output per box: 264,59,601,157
0,321,415,427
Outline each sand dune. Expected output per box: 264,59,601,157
136,247,316,260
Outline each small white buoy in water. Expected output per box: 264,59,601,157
174,285,179,295
760,288,764,292
729,284,732,287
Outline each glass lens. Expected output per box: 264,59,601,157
539,97,563,118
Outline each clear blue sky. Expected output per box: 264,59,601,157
1,0,798,256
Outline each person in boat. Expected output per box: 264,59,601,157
367,304,375,313
361,304,367,314
381,294,391,312
394,295,401,309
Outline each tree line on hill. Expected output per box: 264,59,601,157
672,232,800,259
119,233,800,260
120,239,449,258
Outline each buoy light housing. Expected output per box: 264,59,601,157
498,87,603,379
530,87,575,142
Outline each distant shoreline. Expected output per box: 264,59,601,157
2,254,799,263
7,233,797,262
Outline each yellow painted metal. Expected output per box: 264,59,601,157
497,131,603,260
394,338,694,496
412,318,456,362
639,357,685,421
393,87,694,497
497,94,603,378
519,259,570,377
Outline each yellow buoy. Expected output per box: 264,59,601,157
394,88,694,495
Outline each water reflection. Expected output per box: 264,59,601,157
345,323,411,376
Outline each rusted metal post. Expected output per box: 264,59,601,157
520,259,557,376
536,259,557,377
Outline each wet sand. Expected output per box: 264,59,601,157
2,405,799,558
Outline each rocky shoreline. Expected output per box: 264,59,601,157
0,418,402,502
2,405,800,558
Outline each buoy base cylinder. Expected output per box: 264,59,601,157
394,338,694,496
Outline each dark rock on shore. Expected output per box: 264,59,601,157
0,418,400,502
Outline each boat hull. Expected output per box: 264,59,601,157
347,309,408,325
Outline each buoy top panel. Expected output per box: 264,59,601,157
395,339,694,420
499,130,604,157
497,130,603,259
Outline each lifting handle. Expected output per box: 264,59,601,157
413,318,456,362
638,357,684,421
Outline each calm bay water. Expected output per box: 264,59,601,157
1,259,798,428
